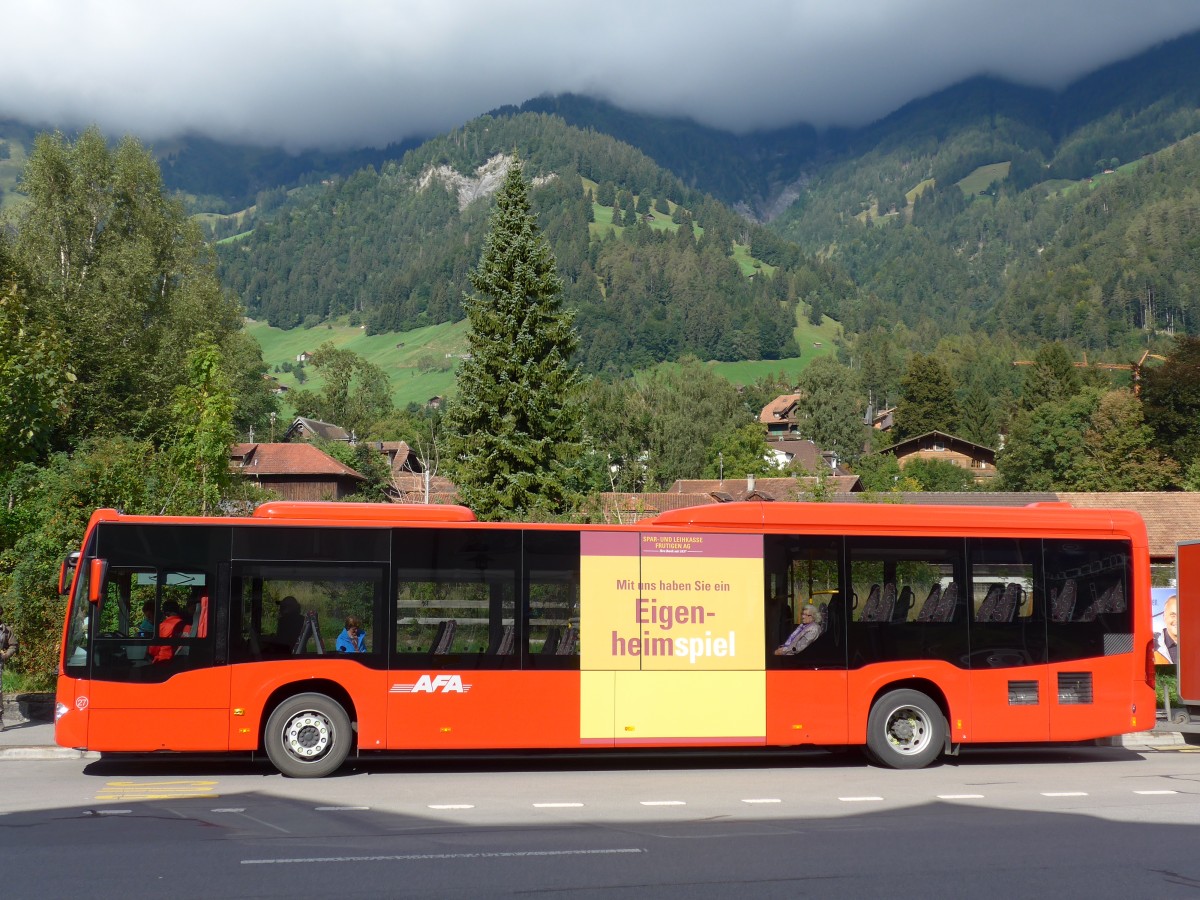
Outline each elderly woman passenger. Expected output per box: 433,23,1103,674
774,603,822,656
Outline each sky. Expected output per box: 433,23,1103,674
4,1,1200,151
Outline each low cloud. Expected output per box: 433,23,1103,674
3,1,1200,150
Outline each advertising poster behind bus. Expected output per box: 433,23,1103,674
1152,586,1178,666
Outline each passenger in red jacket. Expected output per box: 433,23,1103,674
149,600,186,662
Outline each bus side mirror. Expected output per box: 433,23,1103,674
58,552,80,595
87,558,108,604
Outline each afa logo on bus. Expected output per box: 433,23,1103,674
390,675,472,694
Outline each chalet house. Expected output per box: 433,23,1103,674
282,416,351,443
871,407,895,431
230,442,365,501
759,394,802,441
375,440,425,476
767,439,848,474
875,431,997,483
371,440,458,504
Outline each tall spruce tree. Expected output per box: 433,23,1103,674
893,354,961,440
445,157,581,520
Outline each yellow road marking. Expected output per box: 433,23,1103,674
96,780,220,801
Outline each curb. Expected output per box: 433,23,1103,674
0,746,98,761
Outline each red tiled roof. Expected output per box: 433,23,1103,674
590,493,719,523
391,472,459,504
758,393,801,425
669,476,861,500
230,443,365,479
1056,492,1192,562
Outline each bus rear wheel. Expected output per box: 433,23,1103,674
865,689,944,769
264,693,352,778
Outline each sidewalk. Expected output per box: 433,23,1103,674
0,719,95,760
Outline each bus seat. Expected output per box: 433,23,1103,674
1050,579,1077,622
489,623,515,655
859,584,882,621
556,625,578,655
995,583,1022,623
861,583,896,623
1079,581,1125,620
934,582,959,622
1104,581,1126,614
893,586,914,623
431,620,457,655
916,584,942,622
976,583,1003,622
541,626,561,654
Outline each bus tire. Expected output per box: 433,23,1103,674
865,689,944,769
264,693,352,778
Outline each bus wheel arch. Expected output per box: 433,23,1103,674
261,684,357,778
864,681,949,770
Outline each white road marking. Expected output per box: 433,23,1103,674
243,848,646,865
212,808,246,813
741,798,782,804
838,796,884,802
937,794,985,800
1134,790,1178,795
96,809,131,815
1041,792,1088,797
532,803,585,808
428,804,475,810
640,800,686,806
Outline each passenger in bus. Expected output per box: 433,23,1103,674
136,600,155,637
774,604,822,655
275,596,304,650
149,600,186,662
336,616,367,653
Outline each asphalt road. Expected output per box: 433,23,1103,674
3,743,1200,898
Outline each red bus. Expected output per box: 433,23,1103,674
55,500,1155,776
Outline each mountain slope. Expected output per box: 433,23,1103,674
217,113,849,375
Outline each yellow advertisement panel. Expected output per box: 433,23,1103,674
579,532,766,743
582,532,764,671
615,671,765,743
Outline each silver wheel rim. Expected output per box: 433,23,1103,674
884,703,933,756
280,709,334,763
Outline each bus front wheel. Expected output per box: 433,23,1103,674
264,693,352,778
865,689,944,769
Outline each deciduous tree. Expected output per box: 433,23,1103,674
795,356,867,465
288,342,393,439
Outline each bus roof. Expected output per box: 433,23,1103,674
83,499,1146,543
644,500,1147,540
251,502,478,524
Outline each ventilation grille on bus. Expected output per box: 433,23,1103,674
1104,633,1133,656
1008,680,1040,705
1057,672,1094,705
